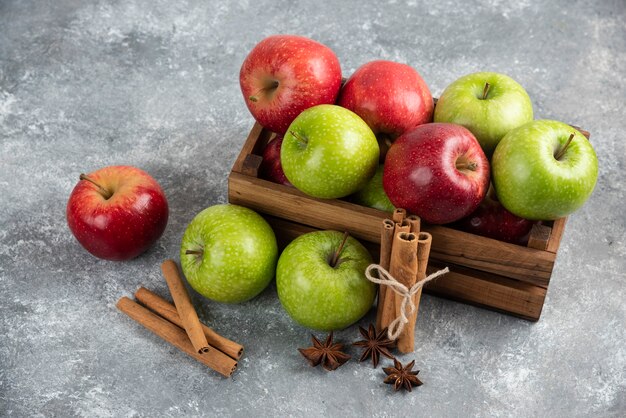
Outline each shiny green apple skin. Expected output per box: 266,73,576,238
276,231,375,331
434,72,533,156
281,104,379,199
351,165,395,212
180,204,278,303
492,120,598,220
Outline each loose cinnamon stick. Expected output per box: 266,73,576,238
376,219,396,331
135,287,244,360
391,232,419,353
116,297,237,377
392,208,406,223
161,260,210,354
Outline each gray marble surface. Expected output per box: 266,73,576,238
1,0,625,416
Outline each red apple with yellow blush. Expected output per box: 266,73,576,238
66,165,169,260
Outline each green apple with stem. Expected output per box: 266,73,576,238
281,104,379,199
434,72,533,156
180,204,278,303
492,120,598,220
350,164,395,212
276,231,375,331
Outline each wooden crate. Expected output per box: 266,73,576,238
228,122,589,321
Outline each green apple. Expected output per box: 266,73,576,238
276,231,375,331
434,72,533,156
492,120,598,220
180,204,278,303
281,104,379,199
350,164,395,212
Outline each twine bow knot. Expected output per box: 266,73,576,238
365,264,449,341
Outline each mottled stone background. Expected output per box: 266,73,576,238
1,0,624,416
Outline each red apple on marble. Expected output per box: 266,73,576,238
383,123,489,224
260,136,291,186
338,60,434,143
66,165,169,261
239,35,342,134
453,191,534,245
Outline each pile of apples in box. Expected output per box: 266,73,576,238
67,34,598,334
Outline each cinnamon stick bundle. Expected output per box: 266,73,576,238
161,260,210,354
116,297,237,377
135,287,243,360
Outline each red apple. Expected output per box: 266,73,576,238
239,35,342,134
383,123,489,224
453,192,535,245
260,136,291,186
337,60,434,142
66,165,169,261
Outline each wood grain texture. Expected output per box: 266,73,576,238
546,218,568,253
527,224,552,251
424,261,546,321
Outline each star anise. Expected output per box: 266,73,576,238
383,359,423,391
352,324,395,368
298,332,351,371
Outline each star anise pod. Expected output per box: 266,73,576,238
352,324,395,368
298,332,351,371
383,358,423,391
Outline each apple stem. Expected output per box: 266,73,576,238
248,80,280,103
185,249,204,256
289,130,308,145
554,133,575,160
456,161,478,171
79,174,112,199
329,231,350,268
482,82,491,100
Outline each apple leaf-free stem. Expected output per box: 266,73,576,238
79,173,112,199
329,231,350,268
554,133,575,160
481,82,491,100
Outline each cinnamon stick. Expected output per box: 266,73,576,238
392,208,406,223
376,219,396,331
379,230,418,335
116,297,237,377
135,287,244,360
406,215,421,234
161,260,210,354
391,232,419,353
394,218,411,236
404,232,433,344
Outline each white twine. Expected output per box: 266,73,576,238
365,264,450,341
